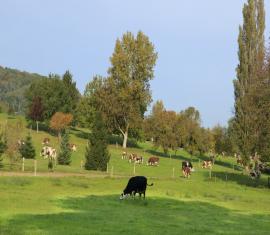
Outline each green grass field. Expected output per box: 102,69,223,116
0,113,270,235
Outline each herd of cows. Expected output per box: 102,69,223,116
121,150,270,182
17,137,78,161
18,136,270,182
121,152,160,166
121,151,214,179
119,153,270,200
40,137,77,160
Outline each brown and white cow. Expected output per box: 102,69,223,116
40,146,57,160
68,144,77,152
128,154,143,164
17,139,25,147
42,138,50,145
202,160,212,169
147,157,159,166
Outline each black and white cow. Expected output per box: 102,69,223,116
120,176,153,200
182,161,193,178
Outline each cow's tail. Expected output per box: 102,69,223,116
147,183,154,186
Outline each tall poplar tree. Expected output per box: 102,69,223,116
233,0,265,164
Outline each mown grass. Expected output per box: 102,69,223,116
0,113,270,234
0,177,270,235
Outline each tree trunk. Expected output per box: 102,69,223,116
36,121,39,133
58,131,61,143
122,131,128,149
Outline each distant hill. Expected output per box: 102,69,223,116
0,66,46,113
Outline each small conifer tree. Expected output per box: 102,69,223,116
58,130,71,165
19,134,35,159
85,112,110,171
0,132,7,168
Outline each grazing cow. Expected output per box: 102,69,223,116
250,169,261,179
40,146,57,160
147,157,159,166
42,138,50,145
17,139,25,147
182,161,193,178
202,160,212,169
68,144,77,152
122,151,127,160
128,154,143,164
236,158,244,166
135,156,143,164
128,153,137,163
120,176,153,200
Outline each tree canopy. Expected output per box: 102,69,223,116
86,31,158,148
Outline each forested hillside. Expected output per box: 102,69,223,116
0,66,46,113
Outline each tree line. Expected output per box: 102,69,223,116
1,0,270,172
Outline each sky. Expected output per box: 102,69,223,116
0,0,269,127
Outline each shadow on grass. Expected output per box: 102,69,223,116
146,149,192,162
213,171,268,188
2,195,270,235
70,127,90,140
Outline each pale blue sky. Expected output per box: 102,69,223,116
0,0,269,127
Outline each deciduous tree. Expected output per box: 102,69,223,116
28,96,44,132
88,31,157,148
50,112,73,140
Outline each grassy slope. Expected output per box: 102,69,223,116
0,113,270,234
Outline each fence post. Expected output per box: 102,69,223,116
22,157,25,172
198,159,201,168
209,169,212,179
34,160,37,176
116,142,118,148
172,167,175,178
107,163,109,173
133,163,136,175
80,160,83,169
110,166,114,177
225,174,228,182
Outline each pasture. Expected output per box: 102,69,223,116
0,113,270,234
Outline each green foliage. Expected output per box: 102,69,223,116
85,112,110,171
0,131,7,168
25,72,80,122
87,31,158,148
75,97,95,128
58,131,72,165
233,0,266,164
19,134,36,159
0,66,45,113
145,101,209,155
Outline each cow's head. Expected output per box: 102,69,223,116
119,193,129,200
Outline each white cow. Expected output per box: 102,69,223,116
40,146,57,160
